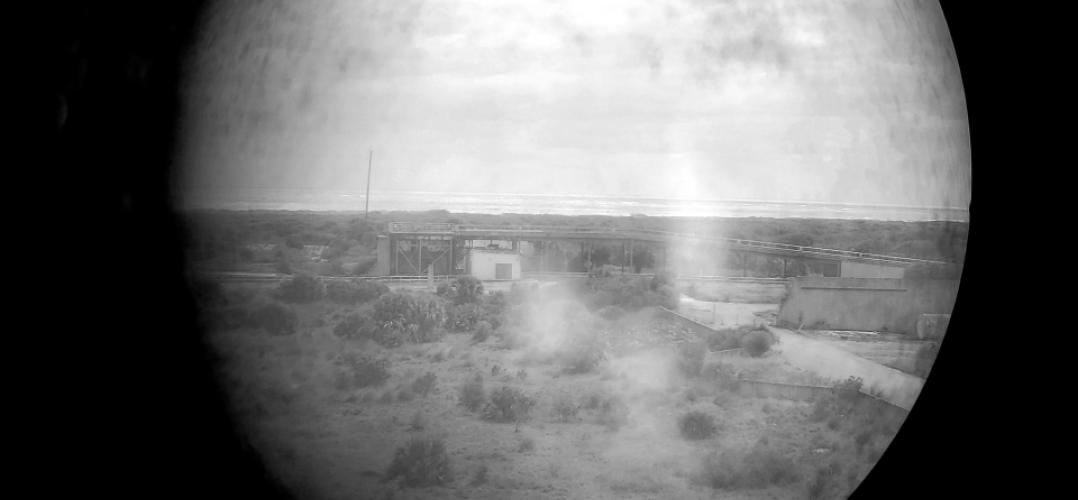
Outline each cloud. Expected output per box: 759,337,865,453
178,0,970,208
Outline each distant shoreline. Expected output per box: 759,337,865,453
176,189,969,223
177,207,970,224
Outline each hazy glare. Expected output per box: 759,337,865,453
177,0,970,208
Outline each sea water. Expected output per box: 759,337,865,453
179,187,969,222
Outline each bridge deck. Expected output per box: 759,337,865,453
386,222,951,267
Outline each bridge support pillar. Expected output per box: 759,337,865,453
621,240,625,274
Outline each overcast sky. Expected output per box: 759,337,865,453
177,0,970,208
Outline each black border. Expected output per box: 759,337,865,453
52,0,991,498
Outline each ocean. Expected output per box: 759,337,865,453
178,188,969,222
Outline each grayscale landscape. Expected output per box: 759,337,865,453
178,1,970,499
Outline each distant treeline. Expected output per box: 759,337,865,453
180,209,968,276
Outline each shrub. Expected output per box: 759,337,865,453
333,352,391,389
561,331,605,374
581,391,604,410
678,411,718,440
807,464,840,500
703,362,739,391
854,430,873,452
596,394,629,431
741,330,773,358
326,279,388,304
472,321,493,343
213,306,251,330
677,341,707,377
372,292,447,345
275,274,325,303
409,411,426,431
808,397,833,423
834,376,864,407
597,305,627,321
913,342,939,377
707,328,747,351
384,436,451,487
552,394,579,423
695,446,800,490
469,465,488,486
189,279,227,309
650,271,674,291
653,284,680,309
275,258,293,275
458,373,485,412
440,276,484,304
517,437,536,453
481,386,536,423
250,302,297,335
411,372,437,397
446,303,484,331
332,312,378,340
351,256,377,276
435,282,452,298
508,281,538,303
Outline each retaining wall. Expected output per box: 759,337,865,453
737,378,910,419
777,277,959,335
657,306,722,338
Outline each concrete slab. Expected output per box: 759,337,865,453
765,326,925,410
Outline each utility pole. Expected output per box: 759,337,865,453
365,150,373,220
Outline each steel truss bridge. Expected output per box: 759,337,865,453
384,222,952,278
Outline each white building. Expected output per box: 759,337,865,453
467,249,521,280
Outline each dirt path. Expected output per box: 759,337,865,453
765,327,924,409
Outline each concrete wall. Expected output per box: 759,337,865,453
840,260,906,279
778,277,959,335
374,235,391,276
916,314,950,340
737,379,910,419
469,249,521,280
656,306,721,338
738,378,831,401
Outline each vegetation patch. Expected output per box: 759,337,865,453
458,373,486,413
595,394,630,431
332,312,378,340
275,274,325,303
741,329,773,358
481,386,536,423
384,436,451,487
333,352,391,390
437,276,485,304
694,445,800,490
410,372,437,397
372,292,447,345
677,341,707,377
913,342,939,377
250,301,297,336
552,394,580,423
560,330,605,374
472,321,493,343
678,411,718,440
325,279,388,304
